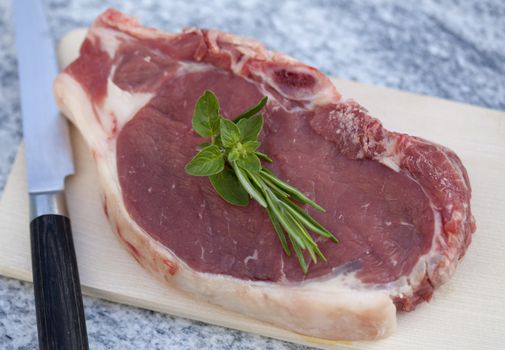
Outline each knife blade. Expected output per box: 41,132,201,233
13,1,89,349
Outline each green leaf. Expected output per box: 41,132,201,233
237,154,261,173
243,141,260,153
266,206,291,256
288,233,308,274
228,141,259,164
233,96,268,123
263,188,305,249
220,118,241,147
313,244,327,262
284,210,318,263
281,200,338,242
237,115,263,142
185,145,224,176
244,170,265,191
232,162,267,207
260,175,289,198
256,151,273,163
260,169,325,212
214,135,223,148
192,90,221,138
228,148,240,162
210,167,249,206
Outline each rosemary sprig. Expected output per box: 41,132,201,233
185,90,339,273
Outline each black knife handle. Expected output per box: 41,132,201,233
30,214,89,350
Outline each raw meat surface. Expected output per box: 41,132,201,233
116,69,434,284
54,9,476,340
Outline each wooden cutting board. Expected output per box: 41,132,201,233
1,31,505,350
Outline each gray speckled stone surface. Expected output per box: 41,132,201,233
0,0,504,349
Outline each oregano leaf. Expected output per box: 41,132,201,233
237,115,263,142
185,144,224,176
233,96,268,123
192,90,221,138
220,118,241,147
237,153,261,173
210,167,249,206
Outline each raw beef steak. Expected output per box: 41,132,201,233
54,9,476,340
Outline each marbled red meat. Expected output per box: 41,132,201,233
54,9,475,340
116,69,434,284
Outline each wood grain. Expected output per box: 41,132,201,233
1,72,504,349
30,214,88,349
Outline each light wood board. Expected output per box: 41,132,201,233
1,75,505,349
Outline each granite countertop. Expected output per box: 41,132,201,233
1,0,504,349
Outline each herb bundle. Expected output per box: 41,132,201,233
185,90,339,273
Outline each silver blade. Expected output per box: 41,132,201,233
13,0,74,194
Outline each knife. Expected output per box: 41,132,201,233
13,1,89,349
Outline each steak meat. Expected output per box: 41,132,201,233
54,9,476,340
